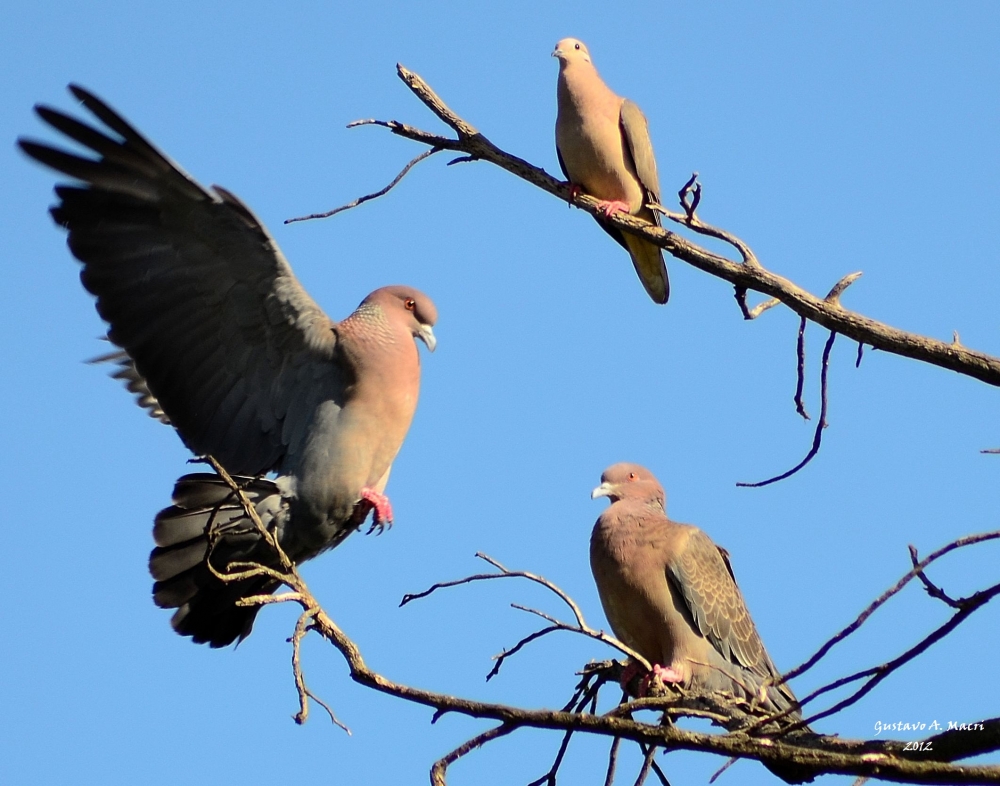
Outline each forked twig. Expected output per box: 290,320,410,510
742,529,1000,733
402,552,651,673
788,577,1000,731
783,529,1000,683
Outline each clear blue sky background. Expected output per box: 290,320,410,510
3,3,1000,785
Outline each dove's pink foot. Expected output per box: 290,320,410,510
360,487,394,529
636,664,683,698
651,664,683,683
597,199,630,218
566,182,582,203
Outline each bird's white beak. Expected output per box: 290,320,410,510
417,324,437,352
591,482,613,500
551,48,563,58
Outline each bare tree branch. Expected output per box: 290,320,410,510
196,455,1000,784
333,64,1000,389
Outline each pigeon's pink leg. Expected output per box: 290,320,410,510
652,664,683,683
596,200,630,218
360,487,394,529
566,183,582,203
637,663,683,697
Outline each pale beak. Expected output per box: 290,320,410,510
416,324,437,352
591,482,613,500
551,48,563,58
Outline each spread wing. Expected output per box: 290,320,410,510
20,85,349,475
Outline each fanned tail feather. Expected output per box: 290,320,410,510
149,473,289,647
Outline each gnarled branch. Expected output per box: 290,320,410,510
308,64,1000,389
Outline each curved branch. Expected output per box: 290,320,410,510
348,65,1000,388
207,460,1000,784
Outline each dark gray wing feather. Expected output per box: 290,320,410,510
20,85,348,475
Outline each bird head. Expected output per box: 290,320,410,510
591,462,666,508
552,38,592,67
364,286,437,352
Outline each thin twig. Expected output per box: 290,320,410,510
402,552,584,628
430,724,516,786
603,737,622,786
404,554,651,670
734,286,781,320
205,456,295,572
782,529,1000,683
908,545,960,608
738,330,837,487
825,272,863,305
791,579,1000,731
488,625,562,681
633,744,658,786
656,174,760,270
794,317,810,420
709,757,738,784
285,148,441,224
527,728,575,786
292,608,319,725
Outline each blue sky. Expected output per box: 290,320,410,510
3,2,1000,784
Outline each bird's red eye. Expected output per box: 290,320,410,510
405,298,416,311
574,43,581,50
628,472,637,481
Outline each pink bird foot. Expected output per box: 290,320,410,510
596,199,630,218
636,664,683,698
566,182,582,204
651,664,683,683
360,487,394,534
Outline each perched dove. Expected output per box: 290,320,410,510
590,463,800,714
20,86,438,648
553,38,669,304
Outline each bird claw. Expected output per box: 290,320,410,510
360,487,394,534
566,182,582,204
651,664,683,683
622,661,683,698
596,199,630,218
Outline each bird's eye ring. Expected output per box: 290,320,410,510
628,472,637,481
405,298,416,311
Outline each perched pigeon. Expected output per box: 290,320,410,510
20,86,438,647
590,463,799,714
553,38,669,304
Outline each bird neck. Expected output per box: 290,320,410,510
557,60,608,108
337,303,419,384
